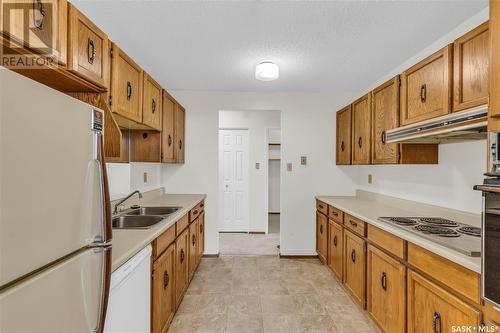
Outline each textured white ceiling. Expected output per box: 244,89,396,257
72,0,487,92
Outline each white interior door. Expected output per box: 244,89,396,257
219,129,249,232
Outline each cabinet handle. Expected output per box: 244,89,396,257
193,210,198,215
341,141,345,152
168,135,172,147
318,204,324,209
87,39,96,64
351,249,356,263
432,312,441,333
381,272,387,291
192,234,196,246
200,224,203,233
332,211,338,216
163,271,169,289
200,203,204,208
32,0,45,29
180,249,185,263
179,139,183,150
350,220,358,227
358,137,362,148
151,99,156,113
381,131,386,144
420,84,427,103
126,82,132,100
320,225,323,234
333,235,337,247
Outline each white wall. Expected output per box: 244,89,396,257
219,110,281,232
161,91,360,255
107,162,161,200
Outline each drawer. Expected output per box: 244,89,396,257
344,214,366,237
176,214,189,236
189,202,203,222
316,200,328,216
152,224,175,260
407,243,480,304
367,224,405,259
483,300,500,329
328,205,343,224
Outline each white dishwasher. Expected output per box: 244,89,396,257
104,245,152,333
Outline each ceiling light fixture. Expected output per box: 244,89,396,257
255,62,279,81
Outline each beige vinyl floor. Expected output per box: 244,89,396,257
167,256,379,333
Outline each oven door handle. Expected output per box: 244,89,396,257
474,184,500,193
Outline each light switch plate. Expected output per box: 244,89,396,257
300,156,307,165
287,163,293,171
256,162,260,170
368,174,372,184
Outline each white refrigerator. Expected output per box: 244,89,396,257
0,68,113,332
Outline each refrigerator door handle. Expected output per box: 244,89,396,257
96,132,112,243
94,246,112,333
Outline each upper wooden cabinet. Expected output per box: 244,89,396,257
316,211,328,264
174,104,186,163
162,92,176,163
109,44,143,124
142,73,162,130
453,22,490,112
336,106,352,165
371,77,400,164
401,45,452,126
0,0,68,65
67,4,109,88
352,94,372,165
491,0,500,122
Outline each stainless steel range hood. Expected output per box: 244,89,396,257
385,105,488,144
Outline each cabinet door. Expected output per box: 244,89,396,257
407,270,480,333
367,245,406,333
372,77,400,164
67,4,108,88
175,228,189,308
197,211,205,264
453,22,489,112
491,1,500,120
130,130,161,162
316,212,328,264
110,44,143,123
142,73,162,130
328,220,343,281
1,0,67,65
174,104,185,163
188,219,199,281
336,106,352,165
161,92,176,163
352,94,371,165
401,45,452,125
343,229,366,308
152,243,175,333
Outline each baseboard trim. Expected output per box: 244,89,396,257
279,254,319,259
202,253,220,258
248,231,265,234
268,212,280,215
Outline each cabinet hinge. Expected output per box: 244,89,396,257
109,95,113,106
110,47,113,58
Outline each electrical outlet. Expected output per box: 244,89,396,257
287,163,293,171
256,162,260,170
300,156,307,166
143,172,148,183
368,174,373,184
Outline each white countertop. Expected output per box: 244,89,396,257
316,190,481,273
111,189,206,271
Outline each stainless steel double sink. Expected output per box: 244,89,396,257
112,206,181,229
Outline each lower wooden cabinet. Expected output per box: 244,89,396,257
343,229,366,308
316,212,328,264
151,243,175,333
197,212,205,262
327,219,343,281
407,270,480,333
367,245,406,333
175,228,189,308
188,218,199,281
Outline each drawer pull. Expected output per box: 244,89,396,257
193,210,198,215
381,272,387,291
192,234,196,246
350,220,358,227
179,139,183,150
152,99,156,113
126,82,132,100
33,0,45,29
381,131,386,144
200,203,205,208
318,204,324,209
87,39,96,64
358,137,362,148
320,225,323,234
331,211,338,216
432,312,441,333
163,271,169,289
168,135,172,146
333,235,337,247
341,141,345,152
180,249,185,263
351,249,356,263
420,84,427,103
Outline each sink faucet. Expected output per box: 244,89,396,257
113,190,143,214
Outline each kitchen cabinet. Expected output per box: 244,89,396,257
162,92,176,163
491,0,500,123
175,227,189,308
328,219,343,281
1,0,68,65
401,45,452,125
453,22,490,112
371,77,400,164
407,270,480,333
344,214,366,237
343,228,366,308
67,4,109,88
482,300,500,331
152,243,175,333
336,105,352,165
316,200,328,216
109,44,143,124
328,205,343,224
130,130,161,162
367,245,406,333
188,218,199,281
142,73,162,131
316,211,328,264
351,94,371,165
197,211,205,262
175,104,186,163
